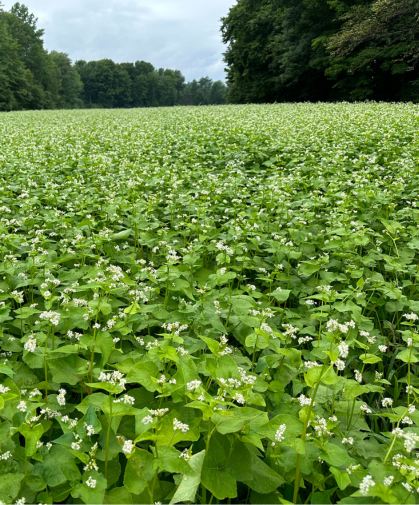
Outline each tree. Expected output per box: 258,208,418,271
2,2,59,108
0,15,32,110
327,0,419,100
48,51,83,108
0,2,227,110
210,81,228,104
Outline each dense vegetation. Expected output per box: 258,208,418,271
221,0,419,103
0,3,227,111
1,103,419,504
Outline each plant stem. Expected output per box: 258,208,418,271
105,394,113,479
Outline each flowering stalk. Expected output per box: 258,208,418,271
293,359,331,504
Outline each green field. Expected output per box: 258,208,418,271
1,103,419,504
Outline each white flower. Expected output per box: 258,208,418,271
378,345,387,352
275,424,286,442
84,459,99,471
402,417,413,425
360,404,372,414
0,385,10,393
173,418,189,433
17,401,27,412
342,437,354,445
232,392,245,404
15,499,25,505
298,394,314,407
354,369,362,383
29,388,41,398
359,475,375,496
86,476,96,489
187,380,202,391
305,361,319,369
24,337,37,353
383,475,394,487
39,311,61,326
338,342,349,358
402,482,413,492
98,370,126,389
142,415,153,424
0,451,11,460
179,448,191,461
71,442,81,451
85,424,95,436
334,358,346,371
57,388,66,406
404,313,418,321
382,398,393,408
148,408,169,417
403,432,419,452
123,394,135,405
122,439,134,455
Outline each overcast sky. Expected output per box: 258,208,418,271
2,0,235,81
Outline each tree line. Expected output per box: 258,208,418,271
0,2,227,111
221,0,419,103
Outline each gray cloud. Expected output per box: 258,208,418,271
2,0,235,81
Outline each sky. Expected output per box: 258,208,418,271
1,0,235,81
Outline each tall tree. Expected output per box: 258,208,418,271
0,14,32,111
48,51,83,108
221,0,419,102
327,0,419,100
2,3,59,108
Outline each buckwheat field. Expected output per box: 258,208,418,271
1,103,419,505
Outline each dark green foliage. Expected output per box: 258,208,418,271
221,0,419,102
0,17,32,111
75,60,227,109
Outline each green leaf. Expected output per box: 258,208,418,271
85,382,124,394
396,349,419,363
77,405,102,437
0,364,14,378
155,445,196,476
48,355,89,385
170,450,205,505
256,414,303,443
71,471,107,504
110,229,132,241
33,445,81,487
272,288,291,303
344,380,368,400
105,486,133,504
126,360,159,391
19,422,44,456
330,466,351,490
200,336,221,357
241,448,285,493
298,262,322,276
201,434,237,500
320,443,355,468
98,333,114,369
124,448,156,495
360,353,382,364
0,473,24,501
305,366,338,387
